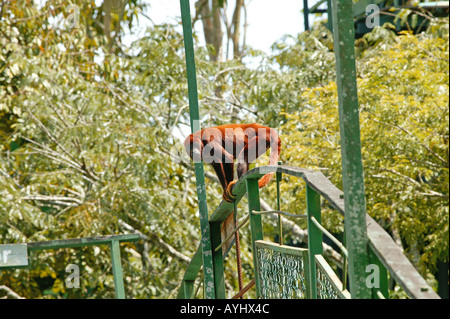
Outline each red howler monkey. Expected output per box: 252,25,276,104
184,123,281,294
184,123,281,203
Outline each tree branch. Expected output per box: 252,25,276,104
0,285,25,299
379,168,422,188
118,219,191,264
22,194,83,206
368,112,447,165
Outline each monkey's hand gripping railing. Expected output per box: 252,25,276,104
177,165,440,299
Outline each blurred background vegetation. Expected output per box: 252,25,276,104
0,0,448,299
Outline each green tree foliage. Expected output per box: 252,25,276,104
0,0,448,299
0,0,197,299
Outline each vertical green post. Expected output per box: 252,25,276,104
210,221,226,298
326,0,333,31
394,0,401,31
180,0,215,299
331,0,371,298
303,0,310,31
306,185,322,299
110,240,125,299
182,280,195,299
247,178,263,298
276,161,283,245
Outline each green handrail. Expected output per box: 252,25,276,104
178,165,440,299
2,234,140,299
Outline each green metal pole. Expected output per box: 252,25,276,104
180,0,215,299
247,178,263,298
306,185,322,299
331,0,371,299
394,0,401,32
326,0,333,31
182,280,195,299
303,0,310,31
110,240,125,299
210,221,226,298
276,161,282,245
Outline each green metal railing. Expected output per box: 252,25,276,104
177,165,440,299
0,234,140,299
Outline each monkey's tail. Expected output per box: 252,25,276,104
258,128,281,188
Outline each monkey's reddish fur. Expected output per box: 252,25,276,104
184,123,281,253
184,123,281,199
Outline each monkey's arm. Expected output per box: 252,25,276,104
200,139,238,203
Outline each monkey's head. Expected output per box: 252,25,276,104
184,135,194,158
236,162,246,179
184,134,203,163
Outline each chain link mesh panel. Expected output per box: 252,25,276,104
315,255,351,299
316,266,340,299
255,240,309,299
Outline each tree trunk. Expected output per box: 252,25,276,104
103,0,112,48
102,0,126,53
195,0,246,62
231,0,243,59
196,0,222,62
211,3,223,62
